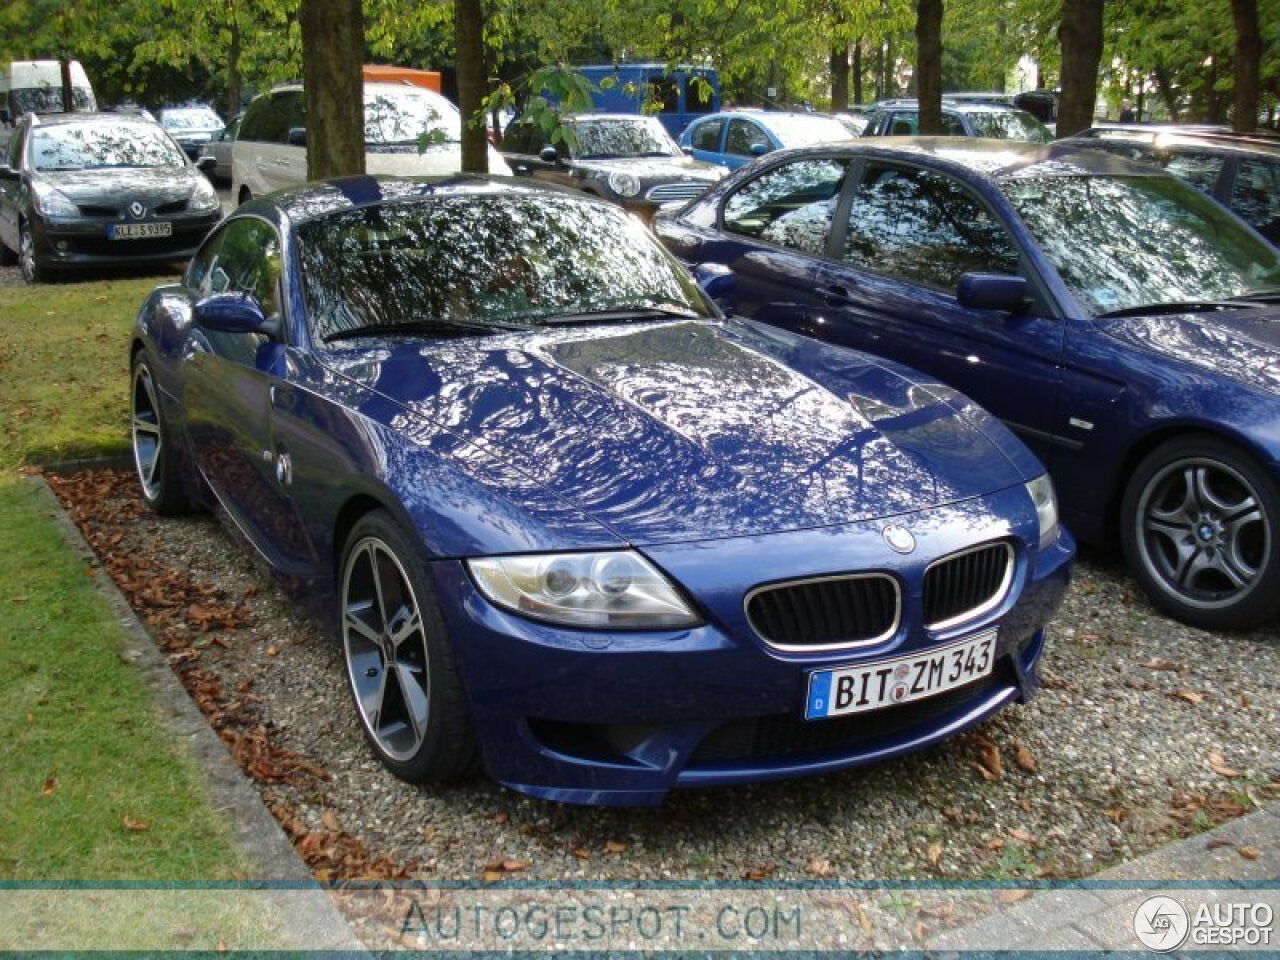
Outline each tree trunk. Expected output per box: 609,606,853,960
455,0,488,172
1206,58,1224,124
875,41,885,100
853,41,863,104
915,0,943,134
1230,0,1260,132
1056,0,1104,136
1154,65,1181,122
60,59,73,112
299,0,365,181
225,1,243,121
830,44,850,111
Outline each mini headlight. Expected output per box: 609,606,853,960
466,550,700,629
32,183,78,219
188,176,220,213
1025,474,1059,550
607,171,641,198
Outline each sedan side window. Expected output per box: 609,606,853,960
725,119,770,158
722,158,849,255
843,163,1020,290
691,118,724,152
193,219,283,362
1163,151,1226,194
1231,158,1280,243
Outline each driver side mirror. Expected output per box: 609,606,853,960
957,273,1027,313
539,145,558,163
750,142,770,157
195,291,281,339
287,127,308,147
693,262,736,300
196,155,216,172
0,164,18,182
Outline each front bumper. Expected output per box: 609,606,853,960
31,211,220,270
432,488,1075,806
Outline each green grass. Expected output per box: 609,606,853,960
0,275,246,880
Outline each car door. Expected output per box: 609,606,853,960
248,92,305,195
809,158,1068,462
0,117,25,252
1226,155,1280,244
722,117,773,170
181,217,315,574
684,116,726,166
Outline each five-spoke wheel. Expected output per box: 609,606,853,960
130,355,188,514
340,511,476,783
19,221,46,284
1123,436,1280,630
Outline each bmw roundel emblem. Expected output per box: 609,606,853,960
128,201,147,219
882,524,916,554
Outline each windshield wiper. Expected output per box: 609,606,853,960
1231,286,1280,305
533,303,702,327
323,318,526,343
1096,299,1263,319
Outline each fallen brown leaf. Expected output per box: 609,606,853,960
493,811,509,825
482,870,503,884
1205,838,1233,850
1169,689,1205,705
265,644,279,657
1013,743,1038,774
41,773,57,796
122,816,150,832
1008,828,1039,846
997,889,1032,904
1207,751,1243,778
321,810,341,832
743,863,776,881
985,837,1006,851
604,840,626,854
571,847,590,860
806,857,833,878
501,858,529,872
1104,805,1128,824
1237,846,1260,860
1140,658,1178,671
927,842,943,869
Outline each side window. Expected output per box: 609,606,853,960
843,163,1020,290
282,92,307,143
1163,151,1225,194
242,94,290,145
725,119,770,158
888,112,918,136
186,229,224,293
691,118,724,152
941,112,966,136
647,78,680,114
194,218,284,362
722,158,849,255
238,99,269,142
1231,158,1280,242
502,121,531,154
8,121,24,168
685,77,714,114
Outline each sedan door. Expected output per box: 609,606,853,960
810,159,1068,463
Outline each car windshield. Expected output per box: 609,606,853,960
11,86,94,114
966,108,1053,143
30,122,187,170
567,117,680,159
765,114,853,148
160,108,222,131
364,88,462,145
1003,173,1280,315
298,194,713,342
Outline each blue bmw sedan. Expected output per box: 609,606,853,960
655,140,1280,632
130,175,1072,805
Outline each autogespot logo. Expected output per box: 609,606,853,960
1134,896,1190,952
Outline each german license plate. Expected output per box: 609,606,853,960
805,630,996,720
109,222,172,240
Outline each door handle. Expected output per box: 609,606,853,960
818,284,853,304
514,165,530,175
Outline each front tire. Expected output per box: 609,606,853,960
19,221,48,283
130,354,190,515
1121,435,1280,630
340,511,477,784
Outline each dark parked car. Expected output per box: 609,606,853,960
129,174,1072,805
500,113,725,217
655,139,1280,630
861,100,1052,142
157,105,225,160
1061,126,1280,245
0,112,222,282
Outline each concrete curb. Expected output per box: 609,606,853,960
31,474,366,952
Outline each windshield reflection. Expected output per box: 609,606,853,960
32,123,187,170
298,194,713,342
1003,174,1280,315
567,117,681,159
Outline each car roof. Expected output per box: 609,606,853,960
26,110,159,129
871,99,1027,115
752,138,1164,180
1071,126,1280,156
240,174,614,228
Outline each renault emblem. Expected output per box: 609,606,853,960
128,201,147,219
882,524,916,554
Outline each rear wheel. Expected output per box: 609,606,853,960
340,510,478,784
130,354,190,515
1121,435,1280,630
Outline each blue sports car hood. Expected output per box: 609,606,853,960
1098,307,1280,395
324,320,1033,545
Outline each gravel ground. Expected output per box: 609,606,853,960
0,263,21,286
48,468,1280,896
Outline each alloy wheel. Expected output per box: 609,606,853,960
131,362,164,502
1134,455,1268,612
342,537,432,762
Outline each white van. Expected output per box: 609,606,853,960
231,82,510,204
1,60,97,127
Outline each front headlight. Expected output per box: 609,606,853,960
188,176,220,213
31,183,78,219
467,551,701,629
607,171,641,198
1025,474,1059,550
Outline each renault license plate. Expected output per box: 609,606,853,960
805,630,996,720
110,222,172,240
